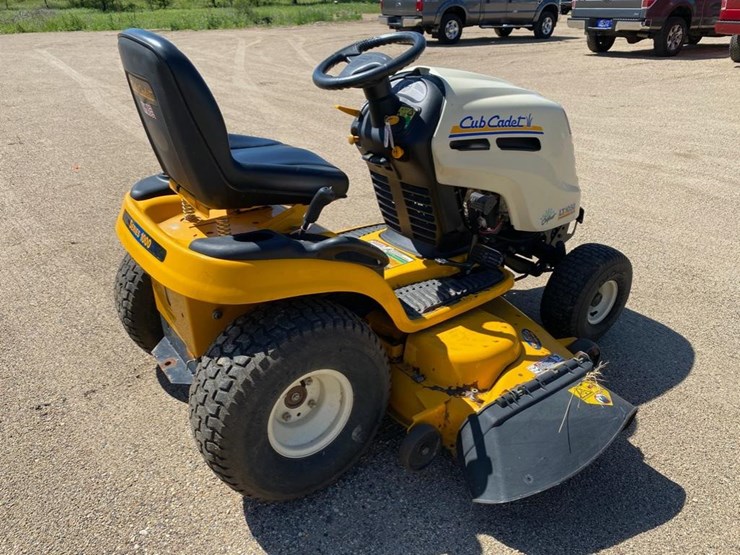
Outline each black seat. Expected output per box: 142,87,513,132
118,29,348,210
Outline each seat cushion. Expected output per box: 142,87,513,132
226,133,349,200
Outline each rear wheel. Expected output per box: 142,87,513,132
540,243,632,341
654,17,687,57
114,254,163,353
586,32,616,53
534,10,556,39
495,28,513,37
730,35,740,62
189,298,390,501
438,12,463,44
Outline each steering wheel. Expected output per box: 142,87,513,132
312,32,426,91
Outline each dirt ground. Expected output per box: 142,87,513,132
0,18,738,555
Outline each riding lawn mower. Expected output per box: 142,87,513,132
114,29,636,503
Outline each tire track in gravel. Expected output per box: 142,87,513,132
34,49,142,140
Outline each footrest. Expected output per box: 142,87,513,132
395,269,504,318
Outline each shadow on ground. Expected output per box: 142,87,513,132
243,288,693,554
427,35,579,48
590,42,729,60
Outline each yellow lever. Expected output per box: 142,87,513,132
335,105,361,117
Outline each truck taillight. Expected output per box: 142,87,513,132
416,0,423,11
641,0,656,7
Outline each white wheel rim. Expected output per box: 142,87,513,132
587,280,619,325
267,369,353,458
445,20,459,40
542,16,553,35
667,25,683,50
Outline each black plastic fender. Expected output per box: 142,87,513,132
457,356,636,504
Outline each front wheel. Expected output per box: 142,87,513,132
438,12,463,44
587,32,616,53
495,28,513,37
189,298,390,501
654,17,686,57
533,10,556,39
540,243,632,341
730,35,740,62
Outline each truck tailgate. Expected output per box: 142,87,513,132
382,0,419,16
571,0,643,19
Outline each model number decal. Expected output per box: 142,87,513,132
123,210,167,261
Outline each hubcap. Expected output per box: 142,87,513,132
267,369,353,458
667,24,683,51
588,280,619,325
445,20,460,40
542,16,553,36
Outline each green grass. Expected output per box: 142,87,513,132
0,0,379,33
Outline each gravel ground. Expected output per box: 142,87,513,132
0,19,738,555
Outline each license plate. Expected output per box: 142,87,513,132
596,18,613,29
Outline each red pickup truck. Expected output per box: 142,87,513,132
716,0,740,60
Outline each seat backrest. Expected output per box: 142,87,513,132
118,29,231,207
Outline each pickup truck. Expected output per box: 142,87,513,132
379,0,562,44
567,0,723,56
715,0,740,61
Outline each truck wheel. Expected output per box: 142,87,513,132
654,17,687,57
586,32,616,53
189,298,390,501
438,12,463,44
114,254,163,353
533,9,556,39
730,35,740,62
495,28,513,37
540,243,632,341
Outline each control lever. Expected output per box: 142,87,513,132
300,186,336,234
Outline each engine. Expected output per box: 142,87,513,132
352,65,582,274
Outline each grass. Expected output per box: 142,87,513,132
0,0,379,33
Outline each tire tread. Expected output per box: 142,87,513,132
189,297,390,500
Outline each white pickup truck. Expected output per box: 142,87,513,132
379,0,561,44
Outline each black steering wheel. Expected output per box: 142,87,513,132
312,32,426,91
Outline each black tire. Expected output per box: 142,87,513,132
653,17,687,57
438,12,463,44
586,32,616,53
533,9,556,39
399,423,441,471
686,35,702,45
540,243,632,341
730,35,740,63
495,28,513,37
114,254,163,353
189,298,390,501
566,338,601,365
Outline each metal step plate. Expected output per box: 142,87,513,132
395,269,504,318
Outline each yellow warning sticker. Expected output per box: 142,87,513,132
568,381,613,406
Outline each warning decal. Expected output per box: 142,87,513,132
568,380,613,406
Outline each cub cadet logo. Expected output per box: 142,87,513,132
449,113,544,138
